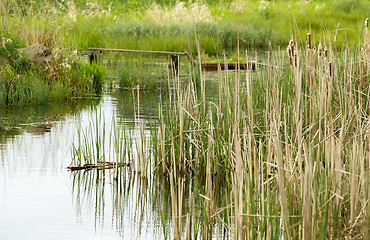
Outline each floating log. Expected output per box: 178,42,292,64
201,62,257,71
67,162,130,171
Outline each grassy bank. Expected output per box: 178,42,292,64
0,31,104,106
60,0,370,55
2,0,368,54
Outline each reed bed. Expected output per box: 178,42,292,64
151,23,370,238
69,22,369,239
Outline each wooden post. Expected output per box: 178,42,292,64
168,54,179,75
89,52,97,65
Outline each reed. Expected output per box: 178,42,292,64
150,21,370,238
68,17,369,239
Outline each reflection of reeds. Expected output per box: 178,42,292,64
70,108,133,173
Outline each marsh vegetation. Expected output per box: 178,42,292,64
1,0,369,239
69,25,369,239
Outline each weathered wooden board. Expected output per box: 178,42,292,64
201,62,256,71
88,48,187,56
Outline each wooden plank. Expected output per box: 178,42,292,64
77,50,101,55
88,48,187,56
201,62,256,71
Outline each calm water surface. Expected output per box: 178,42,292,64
0,50,229,239
0,92,164,239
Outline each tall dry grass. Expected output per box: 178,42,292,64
152,20,370,239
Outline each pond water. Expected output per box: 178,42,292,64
0,73,224,240
0,49,242,239
0,90,168,239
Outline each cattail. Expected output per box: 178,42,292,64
287,44,293,66
365,18,369,28
329,62,332,77
290,40,295,58
286,39,299,68
324,47,327,58
318,43,322,57
307,33,311,50
294,52,298,68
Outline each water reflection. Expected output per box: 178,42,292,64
0,97,101,142
0,73,225,239
67,79,229,239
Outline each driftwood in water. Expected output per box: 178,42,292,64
67,161,130,171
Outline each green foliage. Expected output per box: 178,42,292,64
0,30,30,71
118,66,163,90
332,0,367,13
118,67,133,88
0,32,105,106
0,67,49,105
3,0,368,58
79,62,105,94
117,57,166,90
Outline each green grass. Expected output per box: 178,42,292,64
117,59,167,90
0,29,105,105
3,0,368,56
0,59,105,106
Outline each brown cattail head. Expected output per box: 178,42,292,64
287,39,294,67
318,43,322,57
287,45,293,66
294,52,298,68
329,62,332,77
365,18,369,28
324,47,328,58
290,40,295,57
307,33,311,49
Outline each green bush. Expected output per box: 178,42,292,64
0,32,105,106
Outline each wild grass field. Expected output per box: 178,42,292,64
2,0,368,53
